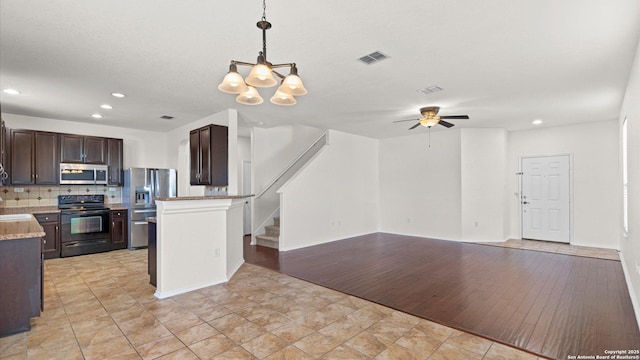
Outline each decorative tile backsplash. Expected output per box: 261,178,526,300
205,186,228,196
0,185,122,207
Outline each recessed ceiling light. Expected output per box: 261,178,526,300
100,104,113,109
91,114,103,119
111,92,125,98
532,119,543,125
2,88,20,95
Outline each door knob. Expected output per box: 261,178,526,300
522,201,529,204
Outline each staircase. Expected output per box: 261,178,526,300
255,216,279,249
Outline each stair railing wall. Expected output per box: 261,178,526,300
252,132,328,243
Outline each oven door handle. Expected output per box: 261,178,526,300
133,221,149,225
62,210,109,216
133,210,156,213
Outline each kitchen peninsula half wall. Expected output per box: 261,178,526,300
153,195,251,299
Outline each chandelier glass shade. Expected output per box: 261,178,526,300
218,64,248,94
236,86,264,106
270,89,296,106
218,0,306,106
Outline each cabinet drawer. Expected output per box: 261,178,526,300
34,213,60,223
111,210,127,219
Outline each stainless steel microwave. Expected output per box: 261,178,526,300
60,163,108,185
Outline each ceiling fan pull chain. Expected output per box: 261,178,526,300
428,127,432,149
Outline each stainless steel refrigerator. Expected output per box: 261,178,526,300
123,168,177,248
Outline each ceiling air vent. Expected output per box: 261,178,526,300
160,115,174,120
358,51,389,65
417,85,444,95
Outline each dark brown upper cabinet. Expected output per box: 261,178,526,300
9,129,58,185
107,138,124,186
189,124,228,186
60,134,106,164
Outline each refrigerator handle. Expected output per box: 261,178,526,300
154,169,160,197
149,169,155,203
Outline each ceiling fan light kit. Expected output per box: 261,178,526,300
217,0,307,106
395,106,470,130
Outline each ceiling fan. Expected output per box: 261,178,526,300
394,106,469,130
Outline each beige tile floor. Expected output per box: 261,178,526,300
0,249,546,360
475,239,620,261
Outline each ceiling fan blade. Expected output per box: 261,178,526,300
439,115,469,119
393,118,420,123
439,120,455,128
409,122,421,130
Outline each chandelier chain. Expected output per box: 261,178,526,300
262,0,267,21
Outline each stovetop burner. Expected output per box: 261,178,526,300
58,194,107,210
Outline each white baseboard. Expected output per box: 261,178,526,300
154,277,227,299
619,251,640,332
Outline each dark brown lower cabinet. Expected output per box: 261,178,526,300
0,237,42,337
34,213,60,259
148,221,156,286
111,210,128,250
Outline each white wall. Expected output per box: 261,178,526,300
278,130,379,251
237,136,251,195
0,113,168,168
379,130,463,240
507,120,620,248
252,125,326,194
251,124,326,237
461,129,509,241
619,36,640,320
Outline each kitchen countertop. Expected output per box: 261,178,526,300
154,195,253,201
0,204,129,215
0,215,46,241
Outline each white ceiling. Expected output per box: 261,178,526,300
1,0,638,139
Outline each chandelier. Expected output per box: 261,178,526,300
217,0,307,106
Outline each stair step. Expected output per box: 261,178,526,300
273,216,280,226
255,235,279,249
265,225,280,236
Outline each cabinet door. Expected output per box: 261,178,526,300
60,134,84,163
34,132,59,185
35,214,60,260
210,125,228,186
1,120,6,186
199,126,212,185
83,136,106,164
10,129,35,185
107,138,123,186
189,129,201,185
110,211,128,250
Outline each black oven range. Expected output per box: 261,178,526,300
58,195,111,257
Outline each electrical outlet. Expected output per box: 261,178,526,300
108,187,116,192
214,248,220,257
407,217,411,224
474,221,479,228
14,188,24,193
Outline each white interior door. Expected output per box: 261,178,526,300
521,155,571,243
243,161,252,235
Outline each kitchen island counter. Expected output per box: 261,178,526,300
154,195,252,201
153,196,249,298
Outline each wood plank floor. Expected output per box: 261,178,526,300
243,233,640,360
